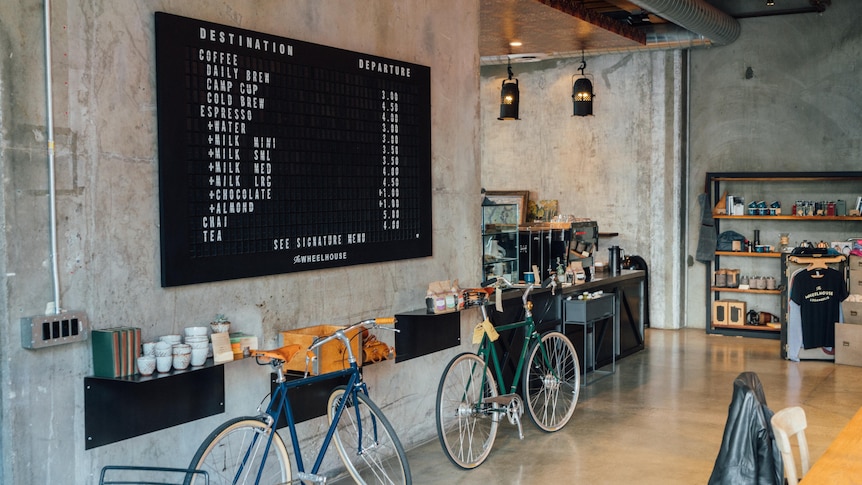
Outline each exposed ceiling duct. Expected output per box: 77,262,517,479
480,0,745,65
628,0,740,46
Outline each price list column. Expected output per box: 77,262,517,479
381,89,401,233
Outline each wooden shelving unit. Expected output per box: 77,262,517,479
706,171,862,340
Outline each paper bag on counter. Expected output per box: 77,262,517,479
426,279,462,314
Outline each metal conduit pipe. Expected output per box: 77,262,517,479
480,0,740,65
44,0,62,314
629,0,740,46
480,25,710,65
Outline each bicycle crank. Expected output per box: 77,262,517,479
295,471,327,483
484,393,525,439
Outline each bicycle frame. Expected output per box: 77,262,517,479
241,361,372,483
475,307,539,396
473,286,558,402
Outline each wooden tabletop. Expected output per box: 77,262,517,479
800,406,862,484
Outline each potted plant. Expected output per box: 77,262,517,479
210,313,231,334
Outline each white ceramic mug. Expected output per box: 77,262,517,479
154,341,173,357
136,355,156,376
190,348,208,367
156,355,172,373
160,334,182,345
173,353,191,370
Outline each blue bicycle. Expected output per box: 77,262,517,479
189,318,411,484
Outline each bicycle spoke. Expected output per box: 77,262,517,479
189,417,291,485
436,353,498,469
524,332,579,432
328,387,411,484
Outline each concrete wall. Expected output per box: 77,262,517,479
3,0,862,482
480,50,688,330
0,1,480,482
480,1,862,332
686,2,862,328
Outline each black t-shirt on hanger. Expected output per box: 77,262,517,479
790,267,848,349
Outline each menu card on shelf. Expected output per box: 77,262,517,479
211,332,234,364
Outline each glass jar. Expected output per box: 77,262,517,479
779,233,791,253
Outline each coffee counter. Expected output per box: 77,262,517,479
493,270,646,369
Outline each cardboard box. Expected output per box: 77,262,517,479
850,255,862,271
849,269,862,296
843,301,862,324
280,325,361,375
835,322,862,367
727,300,746,326
712,300,729,326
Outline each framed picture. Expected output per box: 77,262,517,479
484,190,530,225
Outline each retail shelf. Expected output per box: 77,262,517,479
710,287,782,295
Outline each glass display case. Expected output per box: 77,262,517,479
482,201,520,283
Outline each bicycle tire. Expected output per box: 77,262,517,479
435,352,500,469
188,416,291,485
327,386,412,484
523,331,580,432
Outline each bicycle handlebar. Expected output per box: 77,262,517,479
307,317,398,355
253,317,397,371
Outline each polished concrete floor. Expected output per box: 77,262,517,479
399,328,862,485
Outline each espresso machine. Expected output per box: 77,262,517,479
568,220,598,281
519,225,571,280
517,220,599,282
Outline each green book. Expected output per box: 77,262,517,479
91,327,142,377
91,329,121,378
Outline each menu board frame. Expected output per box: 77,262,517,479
154,12,432,287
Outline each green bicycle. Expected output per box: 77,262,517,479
435,279,580,469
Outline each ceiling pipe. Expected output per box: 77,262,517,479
628,0,740,46
480,0,739,66
480,24,710,66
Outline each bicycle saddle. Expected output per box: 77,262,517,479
250,344,302,364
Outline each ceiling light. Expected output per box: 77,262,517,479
571,52,594,117
499,58,520,120
509,41,522,47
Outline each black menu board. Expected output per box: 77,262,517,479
155,12,432,286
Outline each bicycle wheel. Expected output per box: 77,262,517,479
435,352,499,469
327,386,411,484
523,331,580,432
188,416,291,485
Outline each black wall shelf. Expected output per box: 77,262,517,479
84,361,225,449
394,309,460,362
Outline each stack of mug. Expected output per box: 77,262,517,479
136,327,212,376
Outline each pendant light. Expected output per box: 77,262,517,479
572,51,594,117
498,57,519,120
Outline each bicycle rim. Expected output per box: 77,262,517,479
188,416,291,485
327,386,411,485
435,352,499,469
524,331,580,432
